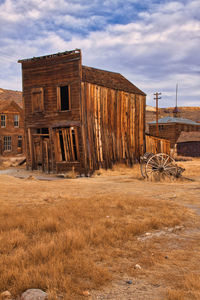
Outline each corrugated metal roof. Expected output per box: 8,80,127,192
149,116,200,125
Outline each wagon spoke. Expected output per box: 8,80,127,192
163,155,170,166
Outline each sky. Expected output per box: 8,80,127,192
0,0,199,107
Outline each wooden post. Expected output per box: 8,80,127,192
154,92,162,137
28,128,34,170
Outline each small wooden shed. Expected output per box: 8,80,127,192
177,132,200,157
0,100,24,156
18,49,146,174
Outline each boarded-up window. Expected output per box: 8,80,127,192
1,115,6,127
57,85,71,111
31,88,44,112
54,127,79,162
4,136,11,151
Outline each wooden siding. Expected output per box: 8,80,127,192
149,123,200,148
145,135,170,155
81,82,146,172
20,50,146,174
177,141,200,157
21,51,83,171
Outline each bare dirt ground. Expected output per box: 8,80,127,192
0,158,200,299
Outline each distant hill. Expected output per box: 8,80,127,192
0,88,199,132
146,106,200,133
0,88,22,106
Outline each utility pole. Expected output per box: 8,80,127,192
154,92,162,137
176,83,178,108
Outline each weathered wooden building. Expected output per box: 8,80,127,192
149,117,200,148
18,49,146,174
177,132,200,157
0,100,24,155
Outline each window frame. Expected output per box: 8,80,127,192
17,135,23,148
57,85,71,111
1,115,6,128
14,114,19,127
4,136,12,151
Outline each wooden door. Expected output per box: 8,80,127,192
33,136,42,169
33,135,50,172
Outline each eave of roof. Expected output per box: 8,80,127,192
177,131,200,143
0,100,22,112
18,50,146,96
82,66,146,96
18,49,81,63
149,116,200,126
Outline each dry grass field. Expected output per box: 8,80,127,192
0,159,200,299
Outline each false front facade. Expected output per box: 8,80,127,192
19,49,146,174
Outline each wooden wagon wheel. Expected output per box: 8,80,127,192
145,153,177,180
140,152,154,178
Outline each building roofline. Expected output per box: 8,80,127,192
148,116,200,126
18,49,81,63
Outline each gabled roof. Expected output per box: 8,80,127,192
149,116,200,126
82,66,146,96
0,100,23,113
0,88,22,106
177,131,200,143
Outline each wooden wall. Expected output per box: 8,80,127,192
149,123,200,148
20,51,146,174
81,82,146,172
177,141,200,157
145,135,170,155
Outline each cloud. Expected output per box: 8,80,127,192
0,0,199,107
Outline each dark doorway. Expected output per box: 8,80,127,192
59,130,66,161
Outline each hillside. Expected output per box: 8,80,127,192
146,106,200,132
0,88,22,105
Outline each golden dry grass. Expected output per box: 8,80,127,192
0,158,200,299
0,185,191,299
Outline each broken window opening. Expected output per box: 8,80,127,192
59,130,66,161
57,85,70,111
60,86,69,110
18,136,22,148
56,127,79,162
36,128,49,135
